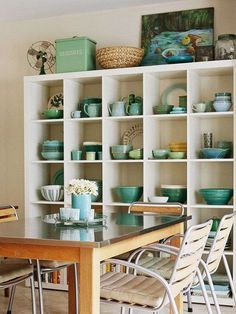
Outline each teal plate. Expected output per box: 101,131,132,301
52,169,64,185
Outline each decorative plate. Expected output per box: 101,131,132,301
161,83,187,107
52,169,64,185
122,123,143,146
48,93,64,109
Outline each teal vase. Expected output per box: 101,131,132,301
72,194,91,220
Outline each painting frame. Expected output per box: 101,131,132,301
141,7,214,65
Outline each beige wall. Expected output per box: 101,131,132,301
0,0,235,217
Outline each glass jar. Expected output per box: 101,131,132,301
215,34,236,60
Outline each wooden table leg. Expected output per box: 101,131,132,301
68,265,79,314
79,248,100,314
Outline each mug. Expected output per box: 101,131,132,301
71,110,81,118
70,208,80,221
86,151,96,160
84,103,102,117
126,102,143,115
192,103,206,113
97,151,103,160
108,101,126,116
71,150,83,160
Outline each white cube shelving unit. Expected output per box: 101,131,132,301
24,60,236,302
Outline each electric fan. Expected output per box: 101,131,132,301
27,41,56,75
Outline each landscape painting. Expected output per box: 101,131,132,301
141,8,214,65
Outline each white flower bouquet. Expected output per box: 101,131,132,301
65,179,98,196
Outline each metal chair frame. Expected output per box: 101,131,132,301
100,220,212,314
36,260,78,314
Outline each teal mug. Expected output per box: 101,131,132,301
126,102,143,115
84,103,102,117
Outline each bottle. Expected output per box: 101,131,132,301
215,34,236,60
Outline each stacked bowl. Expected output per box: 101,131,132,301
41,140,64,160
161,185,187,203
199,188,233,205
169,142,187,153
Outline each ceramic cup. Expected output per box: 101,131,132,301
60,207,71,220
97,151,103,160
86,151,96,160
71,150,83,160
70,208,80,221
71,110,81,118
84,103,102,117
192,103,206,113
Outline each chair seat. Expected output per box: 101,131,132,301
101,271,166,308
138,256,174,279
37,260,71,269
0,263,33,283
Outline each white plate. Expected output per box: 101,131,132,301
83,141,102,145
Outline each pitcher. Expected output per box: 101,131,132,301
108,101,127,116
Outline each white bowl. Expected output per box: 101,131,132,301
41,185,64,201
148,196,169,203
161,184,187,189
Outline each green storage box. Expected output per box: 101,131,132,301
55,36,97,73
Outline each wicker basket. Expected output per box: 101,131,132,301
96,46,144,69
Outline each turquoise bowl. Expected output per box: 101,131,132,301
161,188,187,203
200,148,230,159
152,149,169,159
199,188,233,205
42,109,63,119
41,151,63,160
111,145,133,153
115,186,143,203
112,152,128,160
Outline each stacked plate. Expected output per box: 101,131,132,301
170,107,187,114
41,140,64,160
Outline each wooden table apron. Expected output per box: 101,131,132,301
0,222,184,314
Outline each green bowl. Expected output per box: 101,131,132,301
41,151,64,160
153,105,174,114
129,148,143,159
161,188,187,203
116,213,143,226
152,149,169,159
111,145,133,153
199,188,233,205
42,109,63,119
115,186,143,203
168,151,185,159
112,152,128,160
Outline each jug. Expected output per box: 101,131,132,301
126,102,143,115
108,101,127,116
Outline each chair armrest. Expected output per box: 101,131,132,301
161,233,184,245
143,243,179,255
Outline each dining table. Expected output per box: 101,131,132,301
0,212,190,314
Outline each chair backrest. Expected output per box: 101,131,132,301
0,205,18,223
169,220,212,296
128,202,184,216
206,213,234,274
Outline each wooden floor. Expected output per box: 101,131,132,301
0,286,234,313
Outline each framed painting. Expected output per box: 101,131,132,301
141,7,214,65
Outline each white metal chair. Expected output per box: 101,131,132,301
36,260,78,314
135,212,235,314
0,205,36,314
100,220,212,314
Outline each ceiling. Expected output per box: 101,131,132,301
0,0,183,22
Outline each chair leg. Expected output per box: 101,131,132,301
36,260,44,314
223,254,236,305
201,262,221,314
73,263,79,314
30,275,37,314
6,285,16,314
196,269,213,314
187,290,193,312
